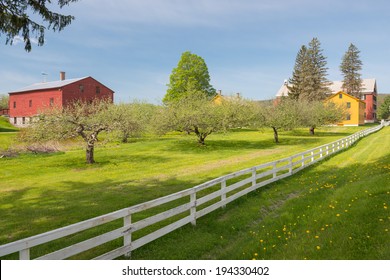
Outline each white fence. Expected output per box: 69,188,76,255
0,124,384,260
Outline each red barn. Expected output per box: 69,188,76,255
8,72,114,126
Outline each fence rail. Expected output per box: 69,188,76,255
0,124,384,260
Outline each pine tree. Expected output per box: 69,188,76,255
300,38,330,101
288,38,329,102
287,45,308,100
340,43,363,98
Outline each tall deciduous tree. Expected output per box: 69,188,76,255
163,51,215,104
0,0,78,51
340,43,363,98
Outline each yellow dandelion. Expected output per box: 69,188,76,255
316,246,321,250
315,235,319,239
254,253,258,256
259,239,264,243
306,230,310,234
336,213,341,217
349,237,352,240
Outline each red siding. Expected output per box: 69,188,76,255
62,77,114,106
8,77,114,120
363,93,377,122
9,89,62,118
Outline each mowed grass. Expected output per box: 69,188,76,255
130,127,390,260
0,124,384,259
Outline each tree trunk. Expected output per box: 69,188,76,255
86,143,95,164
272,127,279,143
309,126,315,135
198,135,205,145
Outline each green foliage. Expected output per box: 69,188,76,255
24,99,114,163
377,95,390,120
159,90,256,145
0,0,78,51
110,102,157,143
261,99,303,143
0,94,9,110
340,43,363,98
288,45,308,100
300,101,346,135
164,51,216,104
288,38,330,101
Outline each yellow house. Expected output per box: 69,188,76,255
213,91,242,105
326,91,366,126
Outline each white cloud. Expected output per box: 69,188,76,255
12,35,39,46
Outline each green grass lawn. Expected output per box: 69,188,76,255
130,126,390,260
1,124,386,259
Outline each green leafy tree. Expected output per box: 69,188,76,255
0,0,78,51
26,99,114,164
377,95,390,120
111,102,156,143
261,99,303,143
301,100,346,135
163,51,215,104
0,94,9,110
340,43,363,98
159,90,251,145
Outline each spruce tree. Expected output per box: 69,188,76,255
300,37,330,101
340,43,363,98
287,45,308,100
288,38,329,102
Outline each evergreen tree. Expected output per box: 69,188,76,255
300,37,330,101
287,45,308,100
377,95,390,120
340,43,363,98
0,0,78,52
288,38,329,102
163,51,216,104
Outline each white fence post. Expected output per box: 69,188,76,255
123,214,132,258
252,168,257,186
221,179,227,209
19,249,30,260
191,192,197,225
272,162,277,178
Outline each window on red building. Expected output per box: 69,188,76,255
29,100,32,107
50,98,54,107
13,101,16,108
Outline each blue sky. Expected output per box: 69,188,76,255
1,0,390,103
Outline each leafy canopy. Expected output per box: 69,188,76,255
164,51,215,104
